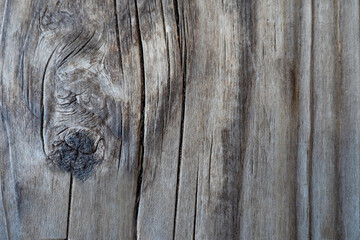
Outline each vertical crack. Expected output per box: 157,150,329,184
40,46,58,155
333,1,342,238
172,2,186,238
173,0,181,49
113,0,124,172
134,0,145,239
65,175,73,239
0,111,10,240
113,0,124,76
208,135,213,195
308,0,314,239
0,0,10,51
192,160,199,240
117,114,123,172
159,0,172,113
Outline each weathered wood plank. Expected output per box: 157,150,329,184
239,0,299,239
296,0,312,239
174,1,245,239
0,0,70,239
337,1,360,239
311,1,340,239
135,0,183,239
2,0,360,239
63,0,142,239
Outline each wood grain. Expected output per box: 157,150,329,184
1,0,360,239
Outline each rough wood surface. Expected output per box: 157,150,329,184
1,0,360,239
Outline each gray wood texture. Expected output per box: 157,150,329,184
1,0,359,239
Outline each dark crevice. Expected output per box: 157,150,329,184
333,1,342,238
159,0,172,115
58,31,95,69
289,1,300,238
117,110,123,172
58,29,84,56
65,175,73,239
113,0,124,76
159,0,167,41
308,0,314,239
56,31,84,68
165,34,172,115
134,0,145,239
0,111,11,240
70,31,95,60
40,47,58,155
173,7,187,240
192,161,199,240
208,135,213,194
0,0,10,52
173,0,181,49
0,182,10,240
18,1,39,111
159,0,171,116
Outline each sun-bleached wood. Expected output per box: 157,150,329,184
1,0,360,239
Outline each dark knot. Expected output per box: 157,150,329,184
48,130,101,180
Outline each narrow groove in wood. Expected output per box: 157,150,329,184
0,112,10,240
333,1,341,238
0,184,9,240
208,135,213,191
134,0,145,239
0,0,9,51
58,31,95,69
192,161,199,240
172,0,180,49
19,50,26,105
20,1,39,110
113,0,124,172
117,118,123,172
1,110,18,240
40,47,57,155
71,31,95,59
159,0,172,114
65,175,73,239
172,10,187,240
113,0,124,76
308,1,314,239
0,0,10,107
292,2,300,238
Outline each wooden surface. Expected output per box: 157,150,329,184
1,0,360,239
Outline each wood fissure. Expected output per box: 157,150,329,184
192,160,199,240
173,4,187,239
40,47,57,155
65,175,73,239
113,0,124,76
308,1,314,239
0,112,10,240
172,0,180,49
0,0,9,49
0,108,20,240
159,0,171,119
133,0,146,239
112,0,124,174
333,2,341,239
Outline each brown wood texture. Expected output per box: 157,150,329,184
1,0,360,239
